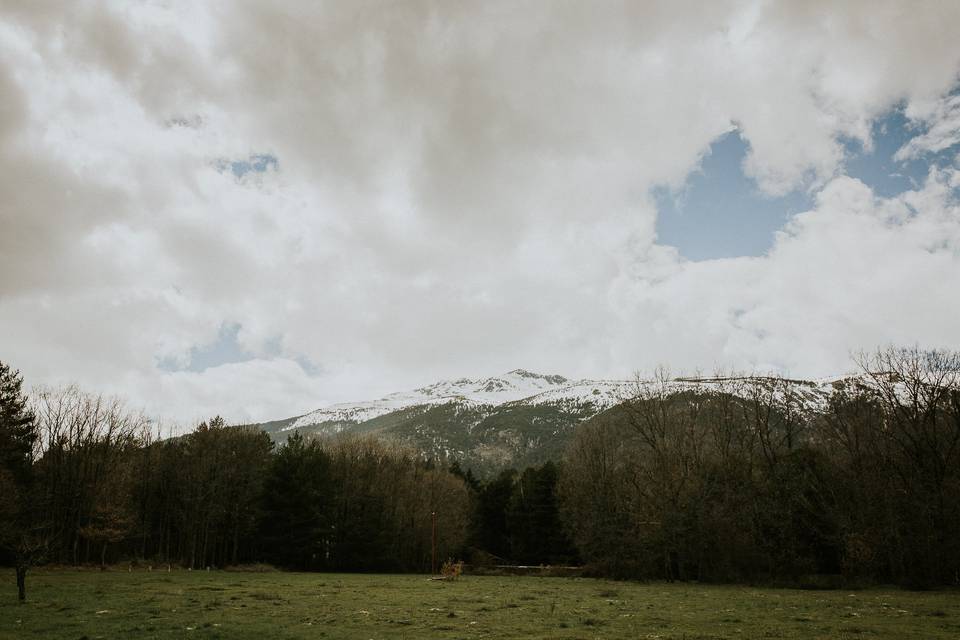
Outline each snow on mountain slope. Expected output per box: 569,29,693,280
286,369,851,432
521,375,844,412
287,369,574,431
413,369,570,403
520,379,634,410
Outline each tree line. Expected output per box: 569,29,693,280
559,348,960,588
0,377,473,600
3,346,960,599
452,460,579,568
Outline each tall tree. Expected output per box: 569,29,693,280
259,432,332,569
0,361,39,602
506,461,578,565
854,347,960,586
474,469,517,560
30,386,147,565
0,361,35,481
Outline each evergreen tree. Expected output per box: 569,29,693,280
448,460,481,493
259,432,332,569
0,361,39,601
0,361,36,482
506,461,578,565
474,469,516,560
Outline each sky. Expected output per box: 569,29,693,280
1,1,960,429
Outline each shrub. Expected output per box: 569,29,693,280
440,559,464,580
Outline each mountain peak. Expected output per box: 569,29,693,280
505,369,568,384
289,369,585,430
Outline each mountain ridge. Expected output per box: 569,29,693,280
250,369,852,474
284,368,629,431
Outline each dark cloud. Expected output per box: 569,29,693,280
1,1,959,426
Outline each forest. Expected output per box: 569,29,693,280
2,346,959,602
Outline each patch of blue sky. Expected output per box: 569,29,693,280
158,323,322,374
653,130,812,261
157,323,252,373
262,335,323,376
655,101,960,261
215,153,279,178
842,109,957,197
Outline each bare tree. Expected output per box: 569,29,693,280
29,385,150,565
852,347,960,584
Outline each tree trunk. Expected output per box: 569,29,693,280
16,565,27,603
233,521,240,566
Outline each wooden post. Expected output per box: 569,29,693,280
16,565,26,603
431,511,437,575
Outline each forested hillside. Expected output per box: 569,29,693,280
255,400,598,476
248,369,838,476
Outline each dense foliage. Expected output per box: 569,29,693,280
559,348,960,587
0,376,472,602
259,432,469,571
462,462,578,566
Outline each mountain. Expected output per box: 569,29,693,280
250,369,845,475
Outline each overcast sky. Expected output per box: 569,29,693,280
2,1,960,428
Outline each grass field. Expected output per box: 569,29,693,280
2,569,959,639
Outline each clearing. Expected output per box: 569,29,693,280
2,569,959,639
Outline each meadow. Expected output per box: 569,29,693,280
2,569,959,639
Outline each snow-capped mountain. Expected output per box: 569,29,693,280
286,369,622,432
251,370,849,475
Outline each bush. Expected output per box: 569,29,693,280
440,559,464,580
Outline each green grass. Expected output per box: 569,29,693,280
3,569,960,639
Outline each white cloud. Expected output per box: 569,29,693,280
1,1,960,428
608,168,960,378
896,94,960,160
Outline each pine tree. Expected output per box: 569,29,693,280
259,432,332,569
506,461,578,565
474,469,517,560
0,360,39,602
0,361,36,482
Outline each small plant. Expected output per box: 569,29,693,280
440,559,464,580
